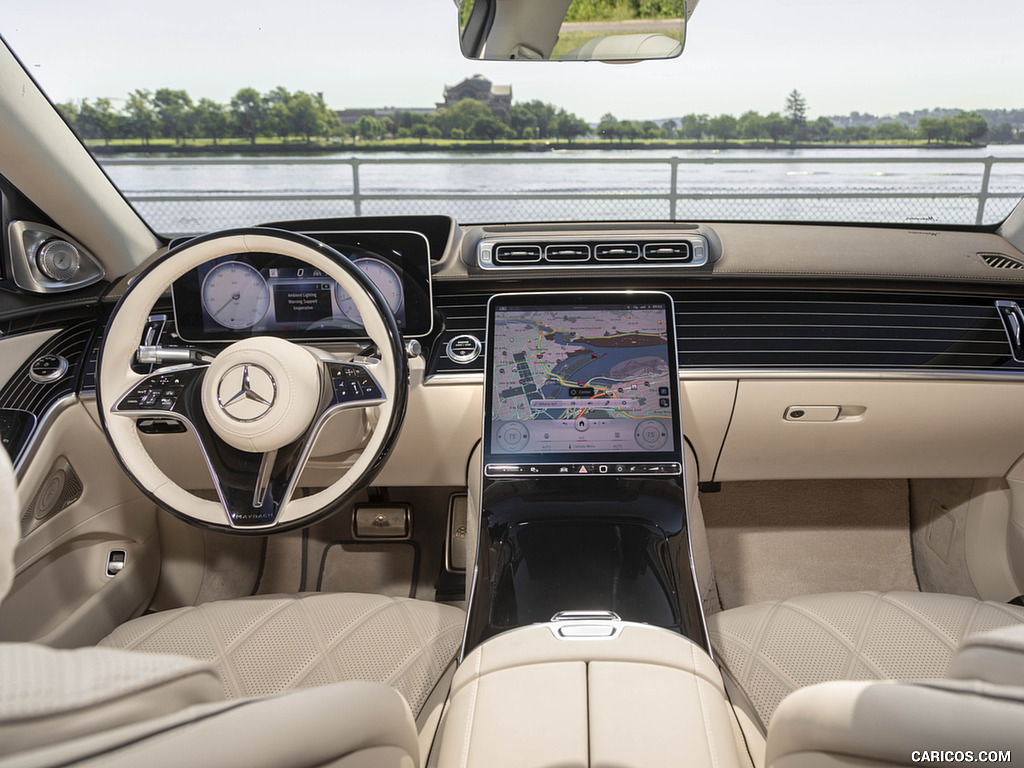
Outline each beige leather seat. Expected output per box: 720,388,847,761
708,591,1024,765
99,592,465,719
765,623,1024,767
0,446,464,766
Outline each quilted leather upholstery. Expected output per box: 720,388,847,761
707,591,1024,729
99,592,465,717
0,643,222,757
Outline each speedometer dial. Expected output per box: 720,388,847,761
201,261,271,330
335,257,404,325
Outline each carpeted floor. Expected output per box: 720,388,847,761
255,486,458,601
700,479,919,609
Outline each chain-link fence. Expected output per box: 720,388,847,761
100,155,1024,237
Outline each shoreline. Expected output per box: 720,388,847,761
88,139,1014,156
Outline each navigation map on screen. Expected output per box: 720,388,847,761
489,302,676,456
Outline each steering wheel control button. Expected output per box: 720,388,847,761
330,363,385,404
29,354,69,384
634,419,670,451
446,334,482,364
217,363,277,422
116,371,199,413
495,421,530,452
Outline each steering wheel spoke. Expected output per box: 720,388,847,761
194,433,312,529
181,357,334,528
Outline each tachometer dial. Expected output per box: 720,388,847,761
335,257,404,325
201,261,271,330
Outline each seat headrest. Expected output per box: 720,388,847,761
0,447,18,603
950,623,1024,687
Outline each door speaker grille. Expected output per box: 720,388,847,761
22,456,82,536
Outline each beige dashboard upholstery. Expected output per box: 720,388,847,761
435,622,744,768
764,624,1024,768
707,591,1024,731
99,592,466,718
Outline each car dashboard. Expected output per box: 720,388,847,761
4,212,1024,491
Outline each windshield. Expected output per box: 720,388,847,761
3,0,1023,235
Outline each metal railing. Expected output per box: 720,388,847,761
99,154,1024,236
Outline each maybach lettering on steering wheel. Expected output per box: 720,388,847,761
97,229,408,533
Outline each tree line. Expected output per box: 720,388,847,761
58,88,342,146
599,91,998,145
56,86,1012,147
360,99,590,144
56,87,592,146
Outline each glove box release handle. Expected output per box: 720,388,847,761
784,405,841,422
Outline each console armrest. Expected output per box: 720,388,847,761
436,622,743,768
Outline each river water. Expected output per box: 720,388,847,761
100,146,1024,235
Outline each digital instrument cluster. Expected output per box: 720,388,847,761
172,231,432,342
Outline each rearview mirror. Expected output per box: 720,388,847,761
458,0,688,62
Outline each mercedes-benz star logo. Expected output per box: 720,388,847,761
217,363,277,422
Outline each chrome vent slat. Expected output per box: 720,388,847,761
544,244,590,263
644,242,692,261
494,244,542,264
595,244,641,261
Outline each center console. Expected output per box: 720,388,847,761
463,291,709,653
434,292,738,767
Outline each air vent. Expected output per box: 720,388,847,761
478,235,709,269
980,253,1024,270
0,321,94,413
545,244,589,263
595,244,640,261
644,242,691,262
494,244,542,264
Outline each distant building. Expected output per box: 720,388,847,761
335,106,435,125
335,108,379,125
334,76,513,125
440,75,512,119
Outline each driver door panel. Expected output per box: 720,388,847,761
0,396,159,647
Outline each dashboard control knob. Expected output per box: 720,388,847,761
36,239,81,282
29,354,69,384
446,334,482,364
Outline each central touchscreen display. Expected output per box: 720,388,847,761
484,292,682,477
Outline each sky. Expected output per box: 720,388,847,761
2,0,1022,123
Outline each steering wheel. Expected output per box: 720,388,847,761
97,229,408,533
